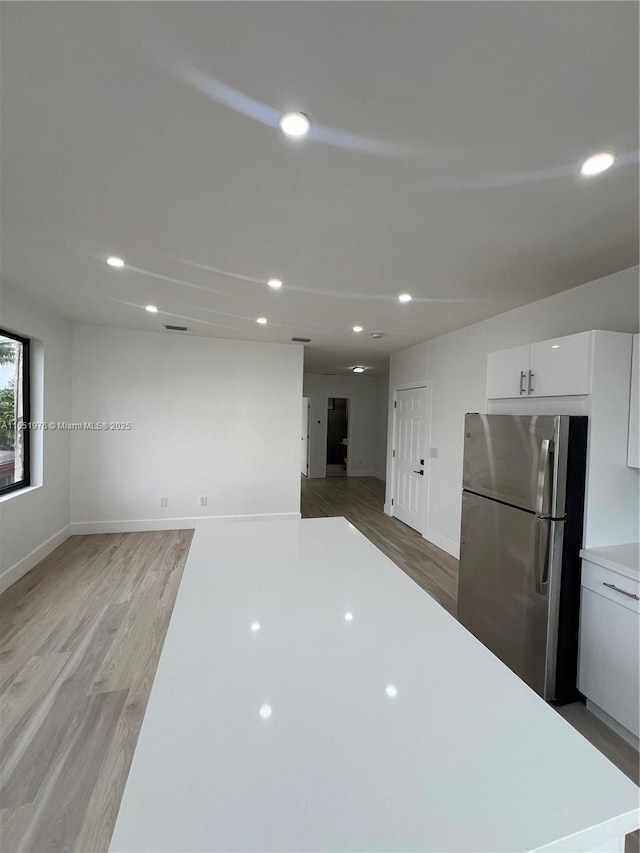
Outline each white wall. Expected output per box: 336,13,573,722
303,373,388,479
375,373,389,479
71,326,303,530
388,265,640,558
0,282,72,591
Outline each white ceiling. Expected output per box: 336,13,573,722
1,2,638,375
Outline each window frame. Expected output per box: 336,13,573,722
0,328,31,496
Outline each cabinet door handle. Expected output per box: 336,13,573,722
603,582,639,601
519,371,527,395
528,370,535,395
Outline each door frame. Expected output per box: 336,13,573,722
387,381,431,533
301,396,310,477
323,395,352,478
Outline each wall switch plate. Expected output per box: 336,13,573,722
160,497,168,508
200,496,208,507
429,447,438,459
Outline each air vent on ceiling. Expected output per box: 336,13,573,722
291,336,312,343
164,324,189,332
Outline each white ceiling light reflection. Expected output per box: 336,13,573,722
344,611,353,622
580,152,615,176
259,704,273,719
250,622,261,633
385,684,398,698
268,278,282,290
107,256,125,268
279,111,311,139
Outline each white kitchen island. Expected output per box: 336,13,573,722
110,518,639,853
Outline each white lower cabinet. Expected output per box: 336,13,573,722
578,560,639,739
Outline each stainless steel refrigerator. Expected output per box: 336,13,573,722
458,414,588,704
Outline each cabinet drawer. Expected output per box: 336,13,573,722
582,560,640,614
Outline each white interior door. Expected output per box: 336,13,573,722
301,397,310,476
392,387,429,532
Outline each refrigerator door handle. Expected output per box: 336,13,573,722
536,438,553,516
535,517,551,595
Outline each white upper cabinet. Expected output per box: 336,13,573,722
628,334,639,468
486,345,530,399
529,332,591,397
487,331,592,399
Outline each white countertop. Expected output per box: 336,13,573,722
580,543,640,581
111,518,639,853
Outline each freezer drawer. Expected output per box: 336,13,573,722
458,491,564,699
462,413,568,516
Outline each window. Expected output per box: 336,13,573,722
0,329,30,495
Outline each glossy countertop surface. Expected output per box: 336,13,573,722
111,518,639,852
580,543,640,581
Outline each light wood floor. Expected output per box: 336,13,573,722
302,476,640,853
0,529,193,853
1,485,638,852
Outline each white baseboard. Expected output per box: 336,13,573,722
383,503,393,516
0,524,71,593
347,470,374,478
70,511,301,535
586,700,639,750
373,471,386,481
423,528,460,559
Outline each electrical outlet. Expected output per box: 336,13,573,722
429,447,438,459
199,495,208,507
160,497,168,508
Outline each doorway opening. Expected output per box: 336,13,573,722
326,397,349,477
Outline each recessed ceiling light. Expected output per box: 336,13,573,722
145,305,158,313
353,326,363,333
385,684,398,698
107,256,125,268
552,345,560,349
268,278,283,289
251,622,261,633
580,152,615,176
344,611,353,622
279,111,311,138
398,293,412,303
352,366,366,373
259,704,272,719
257,317,268,325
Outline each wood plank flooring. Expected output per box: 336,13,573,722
302,475,640,853
0,529,193,853
0,484,638,852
